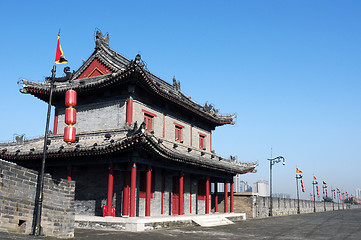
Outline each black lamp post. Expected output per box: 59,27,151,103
331,188,335,211
295,173,302,214
322,184,327,211
312,179,318,212
31,65,56,236
342,192,345,210
268,156,285,217
31,66,73,236
337,189,340,210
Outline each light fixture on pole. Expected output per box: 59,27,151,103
331,188,335,211
312,176,318,213
295,167,303,214
268,156,285,217
322,181,327,212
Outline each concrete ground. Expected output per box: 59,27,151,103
1,208,361,239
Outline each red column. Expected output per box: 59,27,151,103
215,183,218,213
179,171,184,215
126,97,133,126
145,165,152,217
130,163,137,217
122,171,130,216
230,180,234,213
53,108,58,135
106,163,114,217
67,165,72,181
224,181,228,213
206,177,210,214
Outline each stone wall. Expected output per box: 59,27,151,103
233,193,360,218
0,160,75,238
56,98,126,134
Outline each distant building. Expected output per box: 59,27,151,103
254,180,269,196
355,188,361,199
241,181,253,192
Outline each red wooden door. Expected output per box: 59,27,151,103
172,176,179,215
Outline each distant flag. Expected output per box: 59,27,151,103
322,181,327,185
55,33,68,64
313,176,317,181
296,167,302,173
326,189,329,197
334,192,336,199
336,188,340,192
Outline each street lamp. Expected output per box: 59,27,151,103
322,184,327,211
331,188,335,211
337,189,340,210
342,192,345,210
268,156,285,217
295,173,303,214
312,179,318,212
31,66,73,236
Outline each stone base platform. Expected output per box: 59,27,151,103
75,213,246,232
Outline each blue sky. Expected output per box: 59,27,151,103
1,1,360,199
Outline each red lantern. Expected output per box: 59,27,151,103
64,89,77,144
316,185,319,196
64,125,76,143
326,189,329,198
334,192,336,199
65,90,77,107
65,107,76,125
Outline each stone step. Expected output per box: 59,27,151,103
192,216,234,227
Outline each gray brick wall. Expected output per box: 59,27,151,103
56,99,126,134
0,160,75,238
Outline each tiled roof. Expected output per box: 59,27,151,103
0,128,256,175
20,31,235,126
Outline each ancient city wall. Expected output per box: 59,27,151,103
0,160,75,238
233,193,360,218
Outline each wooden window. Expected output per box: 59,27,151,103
173,122,185,143
142,109,157,133
175,126,182,142
198,180,206,200
139,170,155,198
144,114,153,132
199,134,206,150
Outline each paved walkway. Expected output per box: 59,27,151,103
1,208,361,239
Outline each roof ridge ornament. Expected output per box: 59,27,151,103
127,53,145,69
173,76,181,91
95,30,109,49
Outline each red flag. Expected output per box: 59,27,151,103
301,180,305,192
313,176,317,181
322,181,327,185
55,34,68,64
296,167,302,173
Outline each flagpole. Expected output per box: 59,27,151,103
31,65,56,236
295,172,302,214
